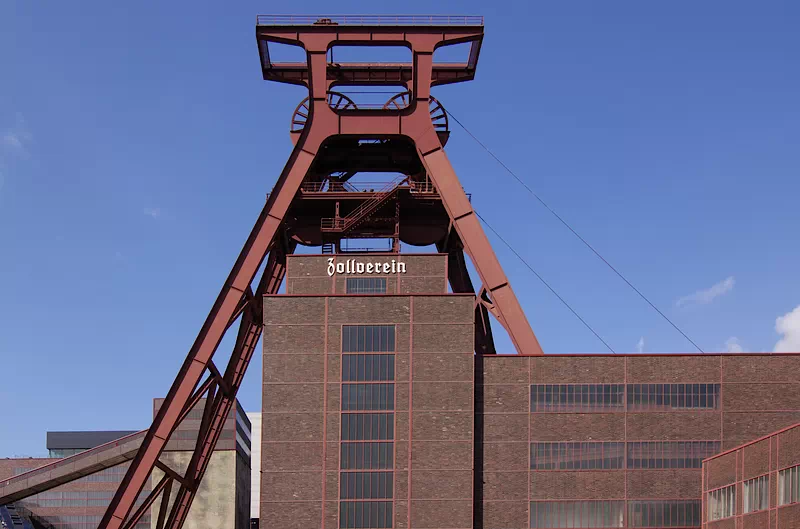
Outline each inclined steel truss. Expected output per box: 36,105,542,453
99,15,543,529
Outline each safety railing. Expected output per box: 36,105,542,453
302,181,406,193
256,15,484,26
321,176,408,232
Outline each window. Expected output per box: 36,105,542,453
744,475,769,513
627,384,720,411
342,354,395,382
626,441,721,469
340,472,394,499
339,501,393,529
346,277,388,294
530,384,624,412
340,442,393,470
779,464,800,506
628,500,700,527
530,501,624,528
342,325,395,353
530,442,624,470
708,485,735,521
342,383,395,411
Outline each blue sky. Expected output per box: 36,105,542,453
1,1,799,457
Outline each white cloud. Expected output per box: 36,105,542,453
636,337,644,353
774,305,800,353
1,114,32,157
724,336,743,353
143,207,161,219
676,276,735,307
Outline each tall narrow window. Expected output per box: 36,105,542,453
340,325,396,529
708,485,735,521
743,475,769,513
779,464,800,506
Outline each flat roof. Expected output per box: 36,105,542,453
255,15,483,27
46,430,137,450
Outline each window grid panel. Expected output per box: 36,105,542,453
343,355,396,382
707,485,736,521
342,325,396,353
627,384,720,411
340,471,394,499
530,501,624,528
339,501,393,529
530,442,624,470
530,384,625,412
627,500,701,527
340,442,394,470
779,465,800,506
342,383,396,411
743,475,769,513
346,277,388,295
626,441,721,469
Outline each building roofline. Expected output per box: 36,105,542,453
704,421,800,462
482,352,800,357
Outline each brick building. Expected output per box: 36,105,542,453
260,252,800,529
702,422,800,529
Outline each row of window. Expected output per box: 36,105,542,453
339,501,392,529
342,383,396,411
340,442,393,470
342,325,395,353
340,471,394,500
530,501,700,528
531,384,721,412
709,464,800,522
342,354,396,382
531,441,721,470
346,277,388,294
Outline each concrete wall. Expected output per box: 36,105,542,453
152,451,245,529
246,412,262,520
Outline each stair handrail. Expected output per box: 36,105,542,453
340,176,408,230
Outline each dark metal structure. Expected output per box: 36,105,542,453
98,15,544,529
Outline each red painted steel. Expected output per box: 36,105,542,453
99,15,543,529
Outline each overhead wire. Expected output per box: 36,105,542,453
448,110,705,353
475,210,616,354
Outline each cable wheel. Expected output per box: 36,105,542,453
290,91,357,133
382,91,449,133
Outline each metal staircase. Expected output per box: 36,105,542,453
321,176,408,233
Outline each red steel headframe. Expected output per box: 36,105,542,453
98,16,543,529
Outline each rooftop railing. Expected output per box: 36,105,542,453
256,15,484,27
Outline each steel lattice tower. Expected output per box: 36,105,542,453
98,15,543,529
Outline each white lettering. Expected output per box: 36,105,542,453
391,260,396,274
336,262,345,274
356,262,365,274
397,261,406,274
382,263,390,274
327,258,335,277
366,263,374,273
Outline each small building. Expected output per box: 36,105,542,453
0,399,251,529
702,422,800,529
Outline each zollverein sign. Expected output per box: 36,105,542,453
327,258,407,276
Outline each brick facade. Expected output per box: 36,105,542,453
262,252,800,529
